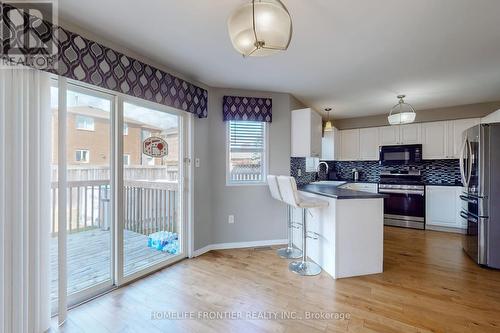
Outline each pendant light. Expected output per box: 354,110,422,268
227,0,293,57
324,108,333,132
388,95,417,125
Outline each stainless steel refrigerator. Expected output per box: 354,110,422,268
460,123,500,269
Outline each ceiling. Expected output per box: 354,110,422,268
58,0,500,119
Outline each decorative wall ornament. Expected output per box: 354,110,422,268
0,3,208,118
143,137,168,158
223,96,272,122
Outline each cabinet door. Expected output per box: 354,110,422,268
426,186,463,229
310,110,323,157
450,118,480,158
321,131,334,160
359,127,380,160
379,126,400,145
400,123,421,144
340,129,360,161
291,109,311,157
426,186,456,227
421,121,447,159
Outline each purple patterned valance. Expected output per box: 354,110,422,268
223,96,272,122
0,3,208,118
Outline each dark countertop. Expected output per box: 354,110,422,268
299,184,388,200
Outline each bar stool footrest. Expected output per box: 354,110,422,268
289,260,322,276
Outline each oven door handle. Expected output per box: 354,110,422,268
378,189,425,195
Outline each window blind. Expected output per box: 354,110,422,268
229,121,265,151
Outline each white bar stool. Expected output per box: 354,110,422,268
267,175,302,259
277,176,328,276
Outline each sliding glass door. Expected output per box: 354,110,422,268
50,83,115,309
50,79,188,315
122,101,185,279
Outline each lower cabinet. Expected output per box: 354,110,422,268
426,186,466,231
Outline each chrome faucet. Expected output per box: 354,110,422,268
316,161,329,181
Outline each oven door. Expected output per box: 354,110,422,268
379,189,425,229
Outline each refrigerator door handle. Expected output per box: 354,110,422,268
459,137,468,187
467,138,473,186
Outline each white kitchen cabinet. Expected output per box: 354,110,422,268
340,129,360,161
400,123,421,144
379,126,400,145
379,124,420,145
426,186,466,231
421,121,448,159
359,127,380,160
291,108,323,158
321,128,341,161
481,109,500,124
448,118,480,158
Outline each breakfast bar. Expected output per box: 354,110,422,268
290,183,386,279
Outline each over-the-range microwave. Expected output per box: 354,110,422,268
379,144,422,165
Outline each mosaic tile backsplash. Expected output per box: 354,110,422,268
291,158,462,186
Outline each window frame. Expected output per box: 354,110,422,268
225,120,269,187
75,115,95,131
75,149,90,163
123,154,130,166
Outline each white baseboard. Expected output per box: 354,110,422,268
192,239,287,257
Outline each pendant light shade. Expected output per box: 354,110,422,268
388,95,416,125
324,108,333,132
227,0,293,57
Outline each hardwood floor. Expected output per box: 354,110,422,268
51,227,500,333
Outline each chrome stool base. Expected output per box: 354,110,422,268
289,260,322,276
277,247,302,259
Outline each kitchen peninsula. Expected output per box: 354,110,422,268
291,183,386,279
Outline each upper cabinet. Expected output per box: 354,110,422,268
421,121,448,159
291,108,322,158
379,124,420,145
400,123,421,144
379,126,400,145
339,129,360,161
320,117,481,161
448,118,480,158
359,127,380,160
321,128,341,161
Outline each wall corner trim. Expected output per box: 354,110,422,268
192,239,288,257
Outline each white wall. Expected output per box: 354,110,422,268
192,88,295,249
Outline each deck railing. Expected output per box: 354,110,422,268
50,180,178,236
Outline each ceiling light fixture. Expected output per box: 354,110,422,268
388,95,417,125
227,0,293,57
324,108,333,132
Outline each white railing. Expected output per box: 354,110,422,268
51,166,178,182
50,180,178,236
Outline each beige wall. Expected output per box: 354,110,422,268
332,101,500,129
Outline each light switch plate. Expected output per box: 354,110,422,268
228,215,235,224
195,158,200,168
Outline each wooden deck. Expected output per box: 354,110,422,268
50,229,176,302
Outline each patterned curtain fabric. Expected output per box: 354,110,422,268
0,3,208,118
223,96,272,122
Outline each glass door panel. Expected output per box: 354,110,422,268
123,102,182,277
65,86,114,297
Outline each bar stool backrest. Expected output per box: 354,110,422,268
277,176,301,208
267,175,283,201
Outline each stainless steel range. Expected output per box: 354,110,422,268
378,169,425,230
